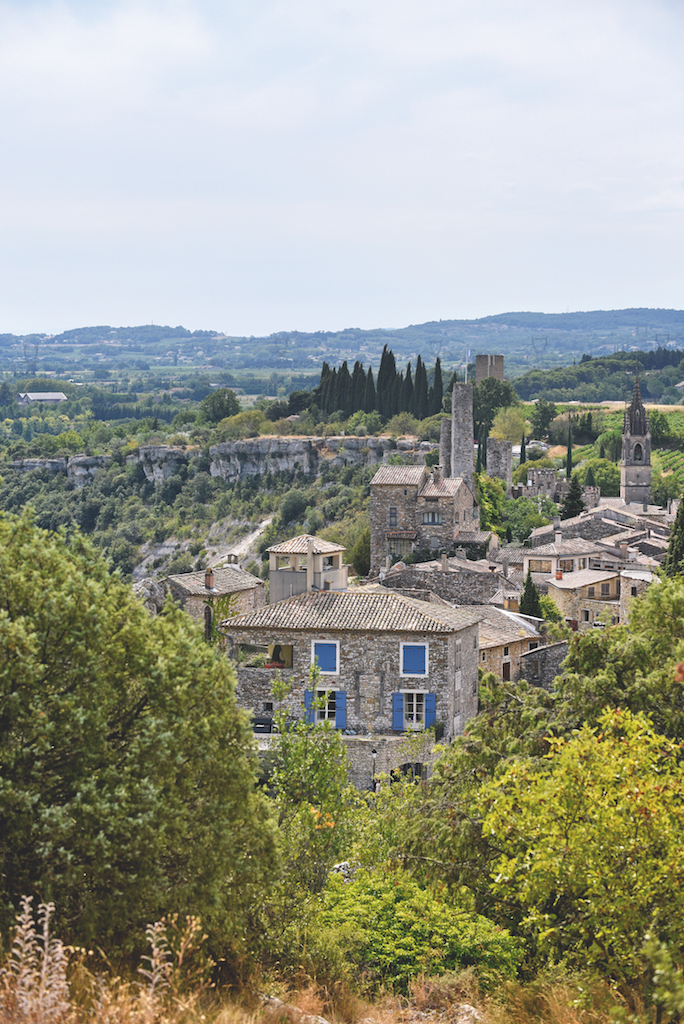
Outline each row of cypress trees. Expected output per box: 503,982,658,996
315,345,444,420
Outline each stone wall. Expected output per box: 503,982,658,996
530,516,622,547
517,640,569,690
229,621,479,743
486,438,512,489
451,384,475,492
379,565,502,605
481,637,533,681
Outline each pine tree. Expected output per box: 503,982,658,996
520,569,542,618
665,496,684,576
561,474,585,519
414,355,429,419
566,425,573,478
520,434,526,464
402,362,414,414
428,357,443,416
364,367,376,413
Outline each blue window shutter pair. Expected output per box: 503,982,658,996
391,692,436,730
392,692,404,730
313,641,337,673
425,693,436,727
402,644,426,675
304,688,347,729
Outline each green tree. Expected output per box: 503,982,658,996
197,387,240,424
529,399,557,439
473,378,517,436
665,495,684,576
349,524,370,577
520,569,542,618
561,473,585,519
481,710,684,984
519,433,526,464
0,511,277,949
428,356,443,417
566,424,573,477
576,457,619,497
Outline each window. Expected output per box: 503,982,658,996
454,639,462,670
582,609,590,622
559,559,573,572
529,559,552,573
263,701,273,713
612,616,620,626
587,586,595,598
631,586,638,597
392,691,436,731
422,510,442,524
305,688,347,728
503,646,510,657
481,651,486,662
389,506,398,527
529,641,539,651
634,443,643,462
401,642,428,676
312,640,339,674
579,558,586,569
389,537,413,559
601,583,610,597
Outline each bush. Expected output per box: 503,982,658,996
280,489,310,525
385,412,419,436
312,869,521,992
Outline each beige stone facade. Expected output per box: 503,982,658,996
166,566,265,636
370,465,479,575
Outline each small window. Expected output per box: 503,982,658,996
582,609,590,622
263,701,273,713
631,586,638,597
389,506,398,527
587,586,595,598
316,689,337,722
634,443,643,462
481,651,486,662
312,640,339,674
529,641,539,651
401,642,428,676
503,646,510,657
531,659,540,678
559,558,573,573
422,510,442,524
454,639,462,670
473,636,477,650
601,583,610,597
612,616,620,626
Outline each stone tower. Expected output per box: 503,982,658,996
620,379,651,506
451,383,475,494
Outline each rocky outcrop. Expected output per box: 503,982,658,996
132,445,193,484
9,453,111,488
132,578,167,615
209,435,435,483
10,457,68,474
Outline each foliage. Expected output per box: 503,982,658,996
574,458,619,497
560,474,585,519
197,388,240,424
512,457,555,486
216,409,265,439
539,594,563,624
473,378,518,436
476,474,506,533
481,709,684,984
520,570,542,618
348,524,370,577
313,869,521,993
490,406,529,442
502,495,558,542
664,496,684,576
279,488,311,525
385,412,420,436
0,511,277,949
529,399,557,439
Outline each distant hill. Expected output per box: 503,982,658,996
1,308,683,380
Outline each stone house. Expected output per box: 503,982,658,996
370,465,479,575
220,588,482,784
517,640,569,689
523,534,604,578
166,566,265,637
17,391,67,406
546,568,653,631
268,535,348,603
475,607,544,681
378,558,505,605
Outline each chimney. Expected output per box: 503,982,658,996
553,515,561,530
556,568,563,580
307,537,315,591
503,557,509,579
205,567,214,589
643,501,648,512
619,541,628,561
433,465,442,485
441,552,448,571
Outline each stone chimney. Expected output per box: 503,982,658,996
503,557,509,579
433,464,442,485
441,552,448,571
205,567,214,589
553,515,561,530
619,541,629,562
307,537,315,591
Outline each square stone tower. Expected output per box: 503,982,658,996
475,354,504,384
451,383,475,494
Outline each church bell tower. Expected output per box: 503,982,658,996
620,378,651,506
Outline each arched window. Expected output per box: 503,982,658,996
634,443,643,462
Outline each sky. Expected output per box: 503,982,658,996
1,0,683,336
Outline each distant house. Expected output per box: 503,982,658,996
547,568,654,632
17,392,67,406
166,565,265,638
267,535,348,603
220,587,482,786
476,607,544,681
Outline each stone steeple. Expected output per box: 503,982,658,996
620,378,651,506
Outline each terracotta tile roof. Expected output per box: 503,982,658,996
471,606,542,649
527,537,602,557
221,589,483,634
454,530,492,543
547,568,619,590
166,565,263,596
419,477,465,497
370,465,427,486
268,534,345,555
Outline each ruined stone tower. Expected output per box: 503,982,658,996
620,378,651,506
451,383,475,494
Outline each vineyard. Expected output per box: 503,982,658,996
654,448,684,485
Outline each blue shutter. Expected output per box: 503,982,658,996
313,641,337,673
335,690,347,730
402,644,426,675
304,690,315,725
425,693,436,727
392,692,404,731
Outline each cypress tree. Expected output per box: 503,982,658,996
414,355,429,419
665,497,684,576
561,474,585,519
520,434,526,464
566,425,573,478
376,345,397,418
476,424,484,474
520,569,543,618
402,362,414,415
585,464,597,487
326,367,338,413
317,362,331,410
364,367,376,413
428,356,443,416
337,361,352,417
351,360,366,414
